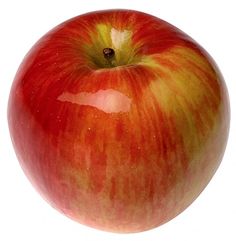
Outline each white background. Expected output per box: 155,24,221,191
0,0,235,240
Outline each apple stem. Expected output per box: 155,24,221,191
103,48,116,67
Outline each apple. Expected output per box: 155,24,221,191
8,9,230,233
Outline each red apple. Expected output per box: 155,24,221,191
8,9,230,233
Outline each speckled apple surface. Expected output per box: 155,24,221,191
8,9,230,233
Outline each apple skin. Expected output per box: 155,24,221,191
8,9,230,233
